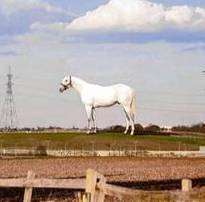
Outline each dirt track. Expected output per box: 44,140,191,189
0,157,205,183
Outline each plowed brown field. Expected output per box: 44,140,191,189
0,157,205,183
1,157,205,201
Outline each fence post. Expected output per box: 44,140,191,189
0,142,2,157
95,173,106,202
84,169,98,202
182,179,192,192
83,192,91,202
23,171,35,202
77,192,83,202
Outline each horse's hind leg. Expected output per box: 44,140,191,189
130,112,135,135
91,108,97,133
123,108,130,134
85,105,92,134
124,105,135,135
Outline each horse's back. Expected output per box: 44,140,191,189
114,84,134,94
90,83,134,96
114,84,135,104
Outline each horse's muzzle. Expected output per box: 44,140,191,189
59,84,69,93
59,88,63,93
59,86,65,93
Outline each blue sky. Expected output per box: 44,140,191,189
0,0,204,128
154,0,205,6
47,0,109,14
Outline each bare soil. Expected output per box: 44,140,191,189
0,157,205,183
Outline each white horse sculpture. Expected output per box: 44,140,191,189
59,76,136,135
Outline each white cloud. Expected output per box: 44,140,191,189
60,0,205,32
30,0,164,33
0,0,66,16
67,0,165,32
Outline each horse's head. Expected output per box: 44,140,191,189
59,75,72,93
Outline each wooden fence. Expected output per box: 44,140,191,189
0,148,204,158
0,169,193,202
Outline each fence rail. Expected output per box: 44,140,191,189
0,169,193,202
0,148,204,157
0,177,85,189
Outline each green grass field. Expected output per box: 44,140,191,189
0,132,204,151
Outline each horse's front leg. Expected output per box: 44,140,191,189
85,105,92,134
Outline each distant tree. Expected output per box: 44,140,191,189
190,123,205,133
172,123,205,133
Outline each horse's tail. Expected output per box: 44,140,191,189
130,91,136,118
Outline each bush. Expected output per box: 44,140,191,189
144,124,160,132
104,125,125,133
134,124,144,131
134,124,144,135
110,125,125,133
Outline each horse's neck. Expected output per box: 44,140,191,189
71,77,88,94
